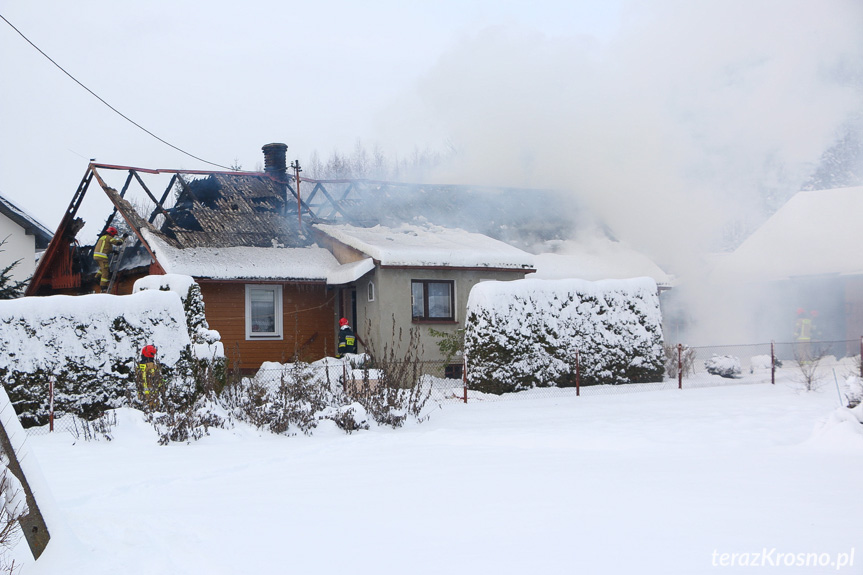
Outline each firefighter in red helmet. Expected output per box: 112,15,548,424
337,317,357,358
137,344,160,408
93,226,124,292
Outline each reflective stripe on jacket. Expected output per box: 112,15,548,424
94,234,120,259
796,318,812,341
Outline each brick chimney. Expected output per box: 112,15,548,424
262,143,288,180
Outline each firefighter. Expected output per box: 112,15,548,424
794,308,813,362
337,317,357,358
93,226,125,292
138,344,160,409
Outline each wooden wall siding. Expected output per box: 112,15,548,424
199,281,335,371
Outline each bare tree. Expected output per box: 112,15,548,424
793,343,830,391
351,139,369,179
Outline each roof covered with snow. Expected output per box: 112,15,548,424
711,186,863,282
313,223,535,270
0,193,52,248
527,236,672,286
143,229,363,283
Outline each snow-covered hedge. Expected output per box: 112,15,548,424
704,355,742,379
464,278,665,394
133,274,223,358
0,275,225,426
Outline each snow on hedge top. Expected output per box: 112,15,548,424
467,276,662,328
142,230,340,280
314,223,535,269
133,273,197,298
0,291,190,372
711,186,863,282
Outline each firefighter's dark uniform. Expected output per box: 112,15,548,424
337,325,357,358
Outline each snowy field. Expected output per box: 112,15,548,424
7,372,863,574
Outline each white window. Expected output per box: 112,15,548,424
368,281,375,302
245,284,283,339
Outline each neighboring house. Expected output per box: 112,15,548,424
707,185,863,353
26,144,534,372
528,235,672,286
0,193,52,287
313,223,535,373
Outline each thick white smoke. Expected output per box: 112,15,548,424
376,0,861,274
374,1,862,344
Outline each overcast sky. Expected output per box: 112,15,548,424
1,0,860,272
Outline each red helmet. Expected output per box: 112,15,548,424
141,345,157,359
339,317,349,327
106,226,118,236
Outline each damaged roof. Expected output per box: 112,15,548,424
155,173,312,249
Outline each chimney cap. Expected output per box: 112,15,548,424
262,143,288,175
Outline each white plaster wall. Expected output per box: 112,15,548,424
0,211,37,285
358,267,528,364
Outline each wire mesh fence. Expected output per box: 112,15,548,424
24,338,863,435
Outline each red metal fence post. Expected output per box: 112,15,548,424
771,341,775,385
576,349,580,397
462,356,468,404
677,343,683,390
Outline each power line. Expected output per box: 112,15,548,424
0,13,233,171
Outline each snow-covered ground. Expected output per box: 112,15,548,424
6,368,862,575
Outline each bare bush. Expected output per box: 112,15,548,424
793,343,830,391
664,344,696,378
72,410,118,442
356,318,432,427
0,462,25,574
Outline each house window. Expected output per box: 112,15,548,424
445,363,463,380
368,281,375,302
411,280,454,321
245,284,283,339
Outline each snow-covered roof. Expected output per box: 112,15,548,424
143,230,341,281
326,258,376,285
528,236,672,286
711,186,863,282
313,223,535,270
0,193,52,249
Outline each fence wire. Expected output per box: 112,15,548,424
25,339,863,435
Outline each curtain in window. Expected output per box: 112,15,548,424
411,282,424,318
427,282,451,318
250,288,276,333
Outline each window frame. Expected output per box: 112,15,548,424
244,284,283,340
367,280,375,302
411,279,455,322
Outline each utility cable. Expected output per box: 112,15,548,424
0,13,233,170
